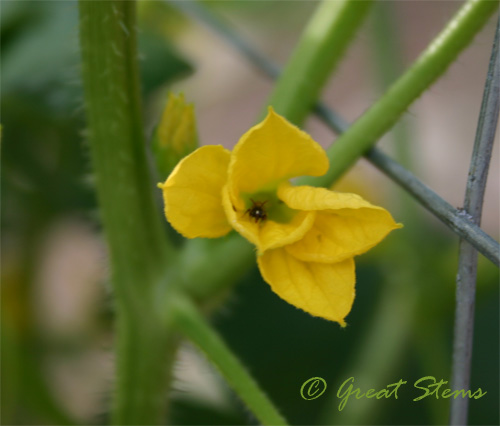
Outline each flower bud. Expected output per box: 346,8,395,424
152,92,198,179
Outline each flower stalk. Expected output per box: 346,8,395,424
266,0,373,125
78,1,175,423
170,296,288,426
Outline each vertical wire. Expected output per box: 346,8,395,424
449,16,499,426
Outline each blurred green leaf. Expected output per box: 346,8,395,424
1,2,79,94
138,30,193,95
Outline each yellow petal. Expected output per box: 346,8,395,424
279,184,402,262
222,185,315,253
227,107,329,204
257,248,355,326
158,145,232,238
278,182,377,211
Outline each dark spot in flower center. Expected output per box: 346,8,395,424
246,199,268,223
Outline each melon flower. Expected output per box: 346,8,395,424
158,108,401,326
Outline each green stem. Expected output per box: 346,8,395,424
170,296,288,426
370,1,421,228
78,2,176,423
300,0,499,187
370,1,412,168
266,0,373,126
180,234,254,301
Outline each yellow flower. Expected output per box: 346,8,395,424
158,108,401,326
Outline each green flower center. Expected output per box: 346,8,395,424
242,189,295,224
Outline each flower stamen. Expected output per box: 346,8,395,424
245,199,268,223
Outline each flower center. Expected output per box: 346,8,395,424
242,189,295,224
246,199,268,223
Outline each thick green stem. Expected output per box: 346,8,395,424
170,296,288,426
300,0,499,187
266,0,373,126
78,1,175,423
112,314,178,425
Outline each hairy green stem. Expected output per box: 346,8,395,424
301,0,499,187
78,1,175,423
266,0,373,125
170,296,288,426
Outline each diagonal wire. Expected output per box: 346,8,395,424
171,0,500,268
365,148,499,267
171,0,281,80
450,16,500,426
310,109,500,268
